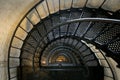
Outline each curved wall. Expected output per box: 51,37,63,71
0,0,120,80
0,0,39,80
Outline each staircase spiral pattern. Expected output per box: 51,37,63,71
8,0,120,80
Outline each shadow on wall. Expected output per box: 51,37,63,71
17,66,104,80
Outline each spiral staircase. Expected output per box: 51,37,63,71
8,0,120,80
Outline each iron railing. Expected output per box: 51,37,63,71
8,0,120,80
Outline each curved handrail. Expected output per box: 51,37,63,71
56,18,120,26
7,0,44,80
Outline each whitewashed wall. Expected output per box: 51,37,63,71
0,0,39,80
